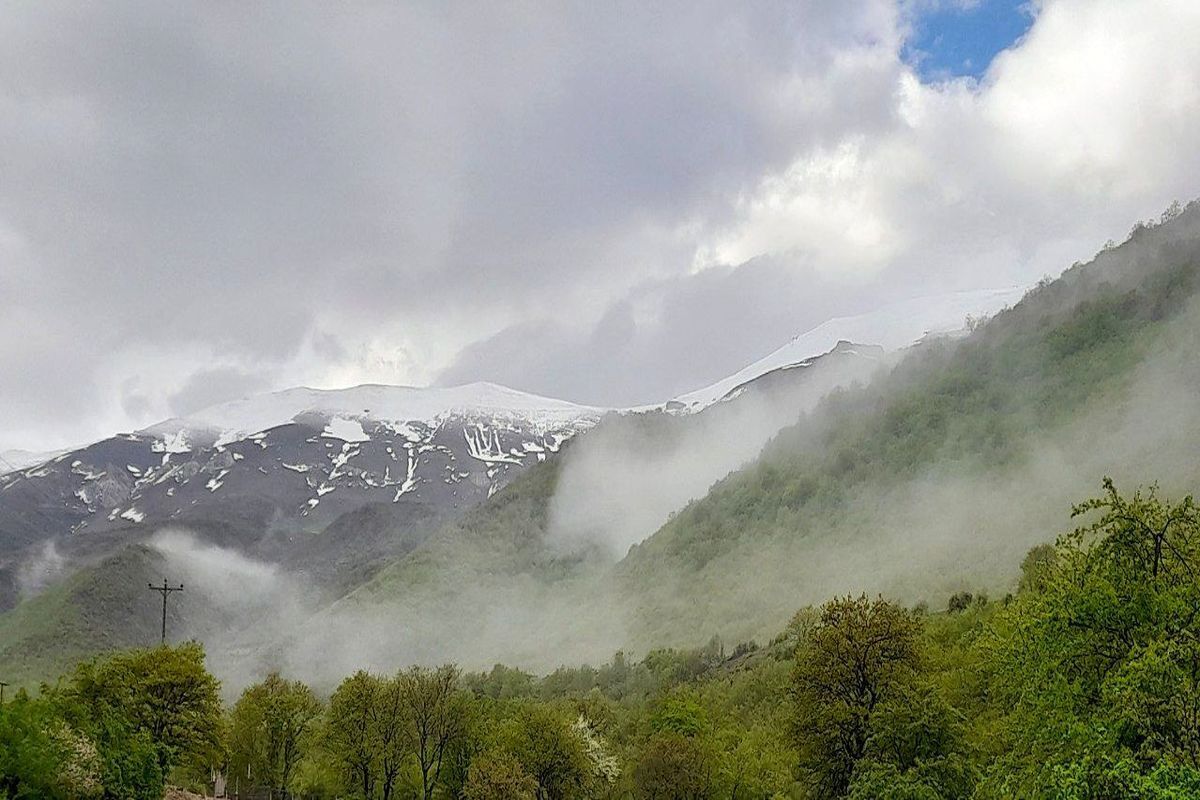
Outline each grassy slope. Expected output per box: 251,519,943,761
347,457,578,604
0,545,173,688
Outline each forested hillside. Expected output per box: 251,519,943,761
617,205,1200,648
5,479,1200,798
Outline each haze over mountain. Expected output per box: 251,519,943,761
0,283,1018,612
0,273,1034,682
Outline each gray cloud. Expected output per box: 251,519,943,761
167,367,273,417
1,0,1198,449
437,255,894,406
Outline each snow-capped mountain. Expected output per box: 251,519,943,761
0,383,604,605
0,286,1026,609
669,286,1027,411
143,382,604,450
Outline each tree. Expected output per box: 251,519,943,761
791,595,921,799
633,732,716,800
0,693,71,799
571,715,619,789
372,672,411,800
501,704,593,800
62,643,223,777
398,664,469,800
947,592,973,613
1017,543,1057,593
325,670,414,800
463,750,538,800
847,685,974,800
978,480,1200,796
326,671,381,799
229,672,322,798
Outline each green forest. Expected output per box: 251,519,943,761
4,478,1199,799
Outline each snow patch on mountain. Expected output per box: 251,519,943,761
322,418,370,443
0,448,70,475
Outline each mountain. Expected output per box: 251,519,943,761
294,201,1200,677
0,336,902,687
0,383,604,610
0,251,1110,688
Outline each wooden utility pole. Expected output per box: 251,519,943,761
147,578,184,645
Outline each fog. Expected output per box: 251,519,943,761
547,344,888,558
157,287,1200,693
17,540,66,598
635,285,1200,649
148,528,318,694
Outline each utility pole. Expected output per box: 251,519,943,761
0,680,8,704
147,578,184,645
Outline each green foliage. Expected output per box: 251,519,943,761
324,670,406,800
60,642,223,776
229,671,323,797
648,692,707,738
946,591,973,613
791,595,922,798
618,218,1200,650
0,643,222,800
847,685,974,800
462,749,538,800
632,731,716,800
976,479,1200,797
399,664,470,800
497,704,596,800
10,480,1200,800
0,693,73,799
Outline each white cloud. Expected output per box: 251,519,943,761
1,0,1198,448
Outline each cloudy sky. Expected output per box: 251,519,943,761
1,0,1198,452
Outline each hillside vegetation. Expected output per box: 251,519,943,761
617,205,1200,648
5,479,1200,799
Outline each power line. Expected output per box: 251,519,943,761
147,579,184,645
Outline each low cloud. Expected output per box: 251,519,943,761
17,540,66,598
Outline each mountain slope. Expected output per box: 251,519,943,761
278,340,918,680
0,382,603,611
4,207,1198,688
617,204,1200,647
0,327,905,686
